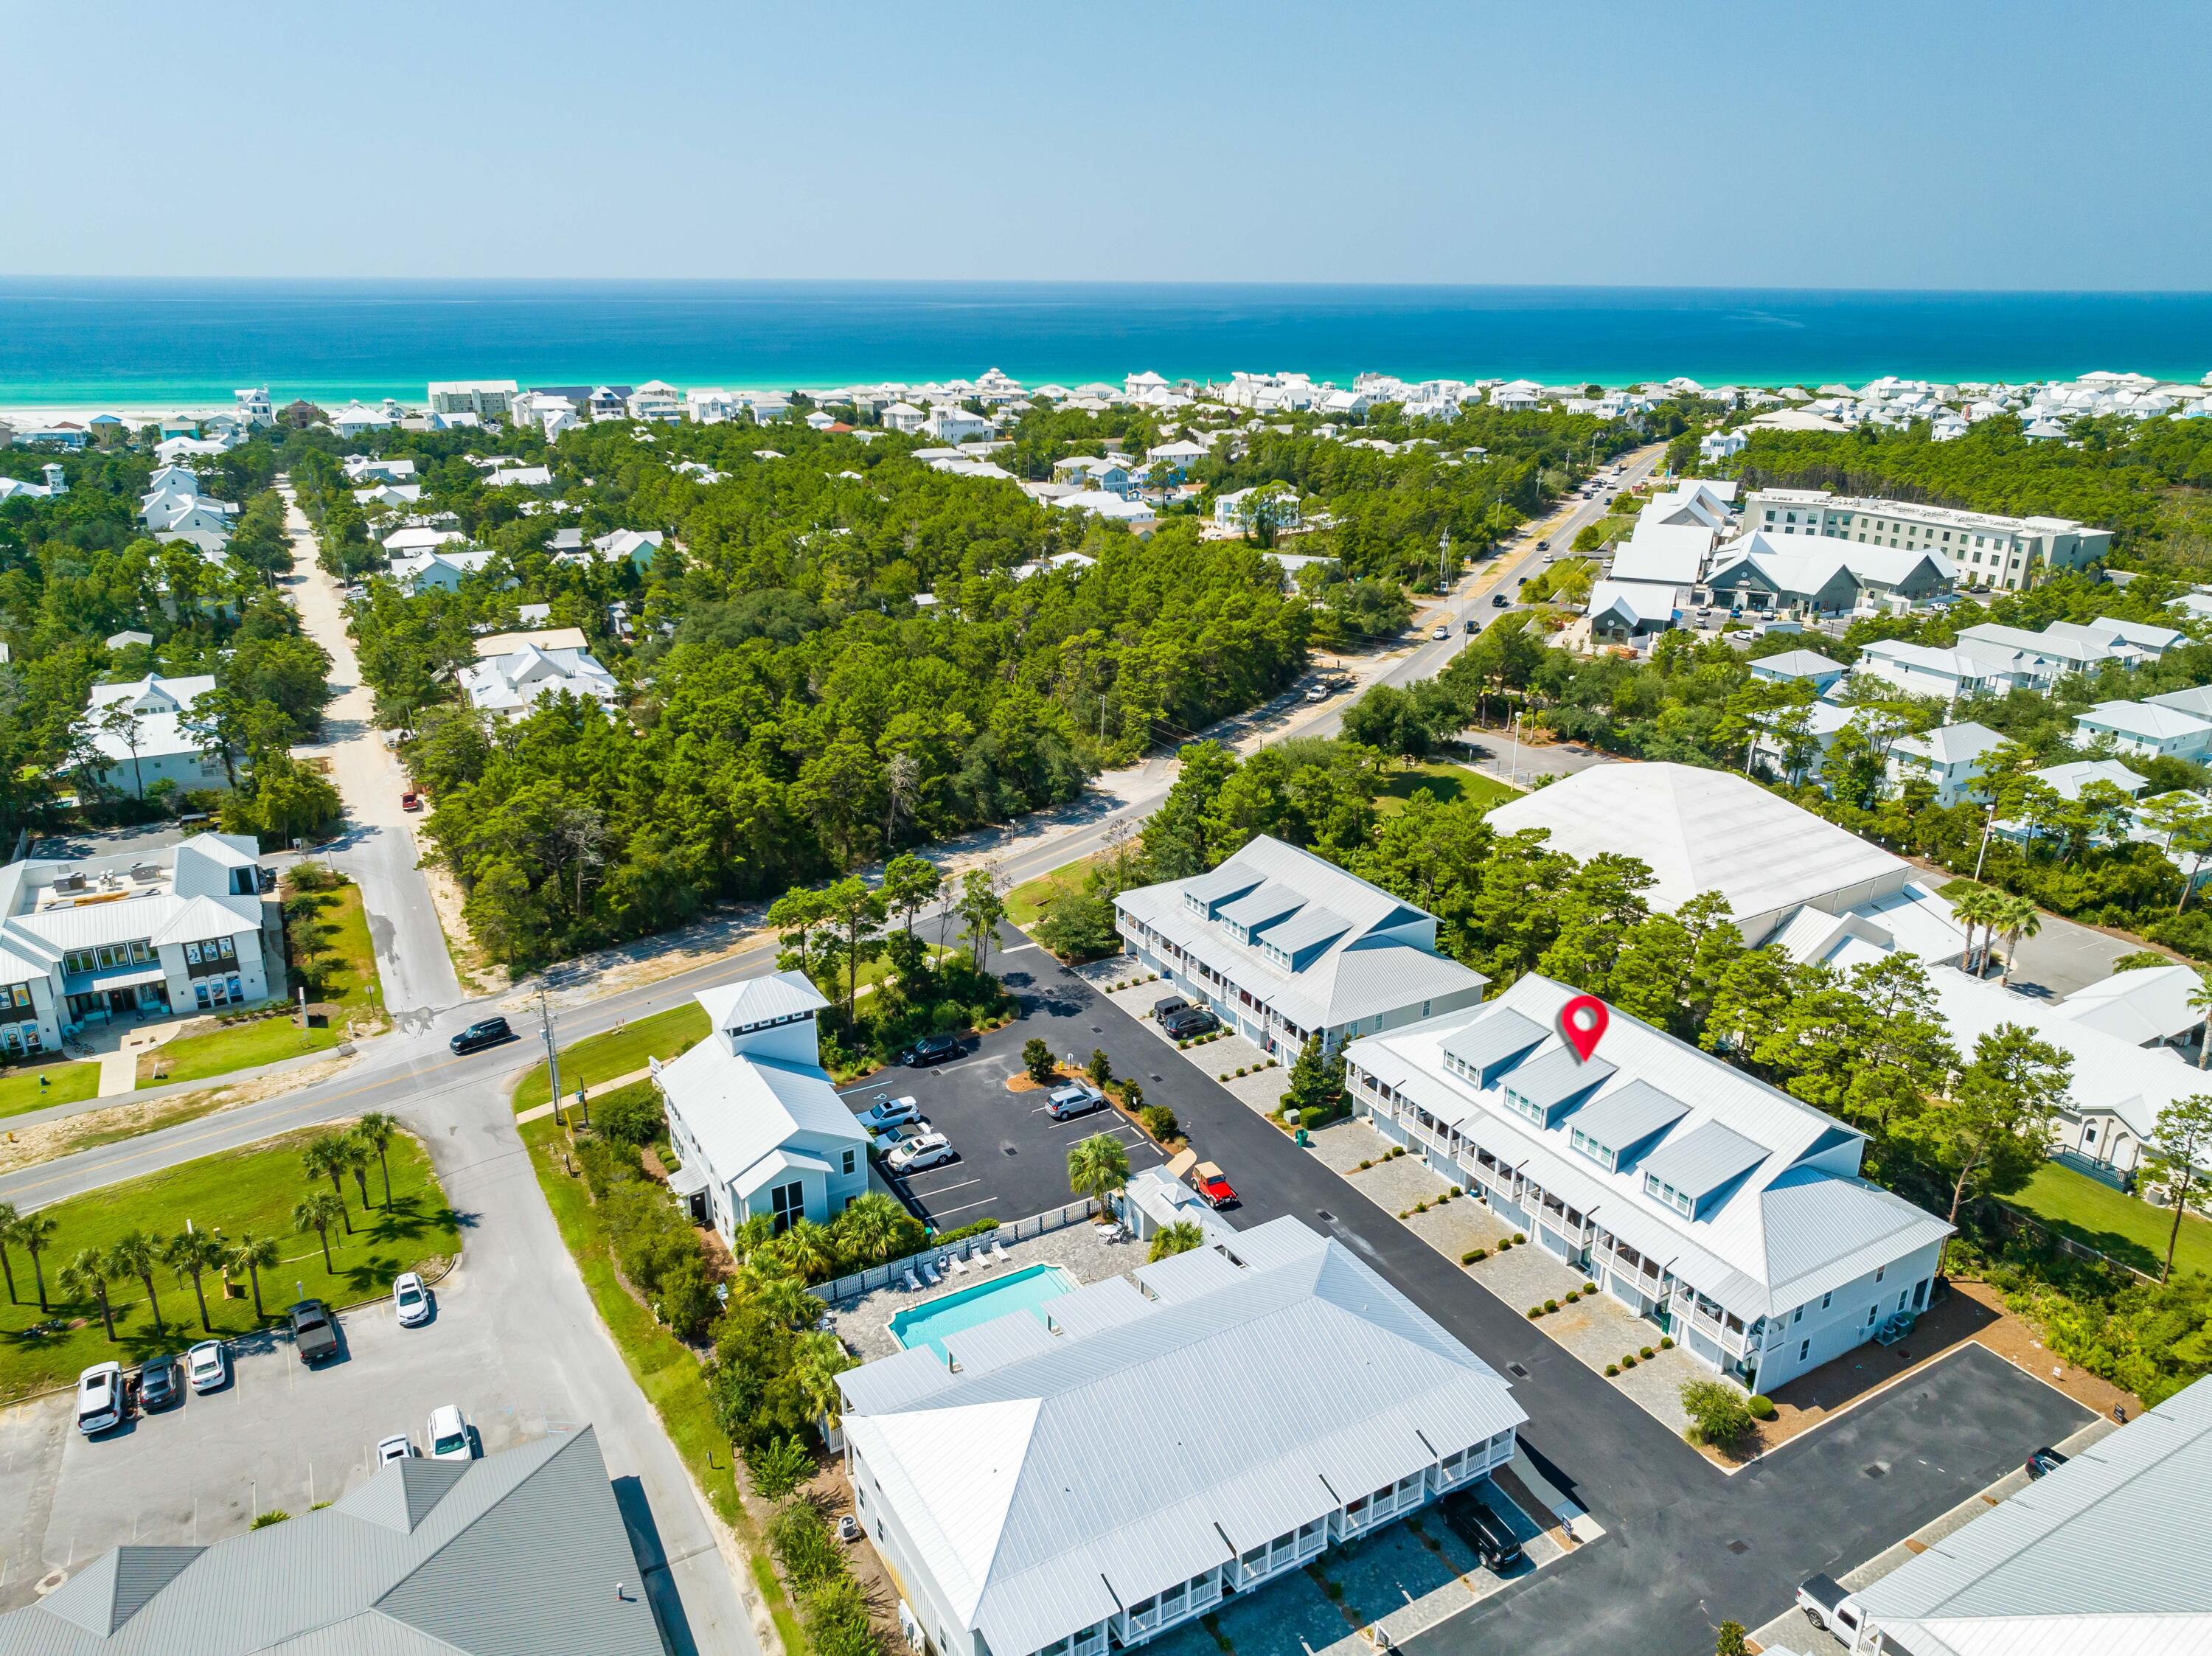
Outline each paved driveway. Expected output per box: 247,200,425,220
1003,924,2093,1656
855,953,1164,1229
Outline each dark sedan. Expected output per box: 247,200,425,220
901,1033,963,1067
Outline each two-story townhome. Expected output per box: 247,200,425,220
1746,647,1848,695
2073,700,2212,762
652,970,870,1239
924,404,991,443
838,1209,1523,1656
1212,486,1302,532
1112,835,1489,1057
1955,621,2128,684
1347,973,1952,1393
1886,720,2006,807
0,832,279,1051
1850,639,2006,703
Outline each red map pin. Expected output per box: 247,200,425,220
1559,995,1609,1062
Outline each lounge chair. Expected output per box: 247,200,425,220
991,1237,1012,1263
919,1260,942,1287
949,1253,970,1276
902,1267,922,1293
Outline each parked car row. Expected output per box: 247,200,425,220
1150,995,1219,1040
376,1404,475,1467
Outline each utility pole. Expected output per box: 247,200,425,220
1509,712,1523,788
539,987,565,1127
1972,799,1999,882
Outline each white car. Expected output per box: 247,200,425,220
375,1434,418,1464
886,1133,956,1174
74,1362,124,1437
426,1405,473,1461
1303,684,1327,703
854,1094,921,1134
393,1271,431,1327
186,1340,229,1394
1430,625,1451,641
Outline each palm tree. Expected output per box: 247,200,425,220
792,1329,855,1428
301,1135,354,1234
773,1220,837,1284
1995,894,2042,988
354,1113,398,1210
106,1231,163,1336
9,1211,58,1314
0,1200,18,1304
162,1229,227,1332
833,1192,905,1265
59,1250,116,1342
339,1134,374,1212
755,1276,819,1332
1147,1220,1205,1262
1950,886,2004,976
1067,1132,1131,1213
292,1191,346,1271
229,1232,279,1321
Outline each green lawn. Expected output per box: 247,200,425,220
1006,854,1101,926
513,1001,710,1111
139,1014,340,1088
288,880,381,1019
0,1126,460,1402
0,1061,100,1121
1375,760,1523,817
2003,1160,2212,1280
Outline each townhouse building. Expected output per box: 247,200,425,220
1348,973,1951,1392
1113,835,1489,1057
838,1212,1523,1656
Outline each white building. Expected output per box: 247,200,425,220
1851,1377,2212,1656
924,405,991,443
1747,648,1848,695
1851,639,2008,703
1350,973,1950,1391
459,642,621,720
328,403,398,438
1050,490,1156,532
1488,762,1935,947
1886,720,2006,807
882,402,927,435
389,546,497,594
1742,489,2111,593
75,674,229,800
426,379,518,420
839,1210,1523,1656
2073,699,2212,762
653,970,869,1238
1213,486,1301,532
1699,428,1747,462
1113,834,1489,1056
1,832,278,1050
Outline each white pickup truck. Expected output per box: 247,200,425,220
1795,1573,1874,1650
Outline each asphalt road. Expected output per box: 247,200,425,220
1296,442,1666,742
1003,933,2090,1656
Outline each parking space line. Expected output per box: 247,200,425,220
925,1197,1000,1220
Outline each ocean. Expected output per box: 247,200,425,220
1,279,2210,409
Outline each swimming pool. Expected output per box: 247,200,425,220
889,1263,1077,1360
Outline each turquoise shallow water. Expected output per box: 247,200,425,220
888,1262,1077,1360
1,280,2210,406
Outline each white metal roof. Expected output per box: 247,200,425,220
1349,974,1950,1318
2055,963,2208,1048
838,1220,1523,1656
1854,1379,2212,1656
1486,763,1911,934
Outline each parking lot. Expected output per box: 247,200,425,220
846,960,1165,1228
0,1257,550,1604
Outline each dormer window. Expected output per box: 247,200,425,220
1569,1127,1615,1171
1644,1172,1694,1218
1504,1088,1543,1126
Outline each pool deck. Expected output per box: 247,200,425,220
832,1218,1140,1362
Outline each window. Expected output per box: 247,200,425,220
1569,1127,1614,1169
1866,1304,1879,1326
1820,1290,1833,1310
1791,1305,1802,1324
1505,1088,1544,1126
841,1149,856,1176
1644,1172,1693,1217
1875,1264,1885,1283
769,1180,805,1234
1799,1339,1809,1362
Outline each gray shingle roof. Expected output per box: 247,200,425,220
0,1427,661,1656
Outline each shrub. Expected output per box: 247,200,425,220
1527,1306,1543,1318
1461,1248,1486,1264
1022,1037,1056,1084
1564,1290,1579,1303
768,1499,843,1587
1680,1379,1757,1447
1219,1072,1231,1081
1640,1346,1655,1360
1413,1200,1428,1214
1621,1353,1636,1369
1605,1363,1619,1377
1138,1104,1180,1141
1513,1232,1526,1243
1234,1066,1246,1077
1747,1394,1777,1421
801,1574,877,1656
1120,1081,1144,1113
1358,1158,1373,1170
1660,1336,1674,1350
746,1435,814,1500
593,1080,665,1148
1495,1237,1512,1251
251,1510,291,1528
1583,1281,1598,1295
1178,1038,1191,1048
1543,1298,1558,1312
1450,1186,1463,1197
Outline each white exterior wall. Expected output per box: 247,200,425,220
89,746,229,801
1750,1239,1945,1392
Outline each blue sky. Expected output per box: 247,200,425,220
7,1,2208,288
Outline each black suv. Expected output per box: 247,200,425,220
449,1016,515,1054
902,1033,962,1068
1162,1007,1218,1040
1460,1497,1526,1570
